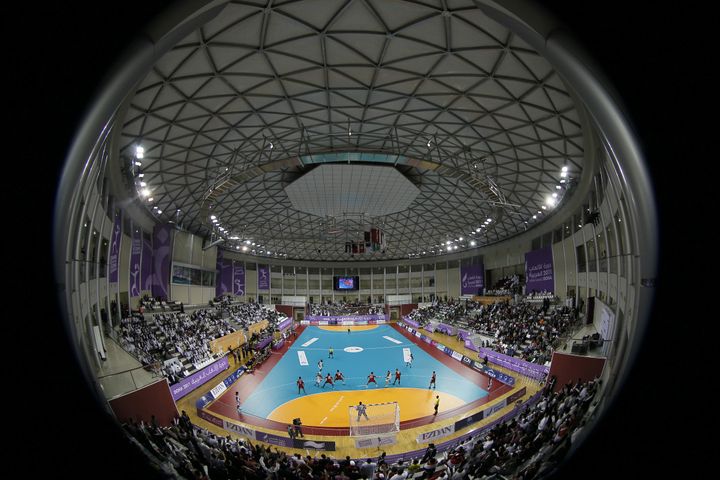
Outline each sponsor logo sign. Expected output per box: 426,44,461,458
196,409,223,427
210,381,227,399
417,424,456,443
461,356,472,366
355,436,397,448
298,351,309,366
171,356,229,401
257,432,294,448
506,387,527,404
293,439,336,451
451,351,463,361
483,399,507,418
344,346,364,353
223,420,257,439
454,411,484,431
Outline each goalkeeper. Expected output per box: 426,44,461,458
356,401,369,421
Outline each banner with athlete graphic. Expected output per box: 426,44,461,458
108,211,121,282
232,261,245,295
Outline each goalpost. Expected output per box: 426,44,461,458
348,401,400,436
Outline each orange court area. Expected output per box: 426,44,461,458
267,388,464,427
317,325,379,332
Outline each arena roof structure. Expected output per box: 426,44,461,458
118,0,586,261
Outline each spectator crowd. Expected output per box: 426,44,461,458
405,299,577,365
308,301,385,317
123,377,599,480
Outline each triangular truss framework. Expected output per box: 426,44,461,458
120,0,584,261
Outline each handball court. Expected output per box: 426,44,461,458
192,323,531,446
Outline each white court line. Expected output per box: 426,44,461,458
328,395,345,412
301,337,319,347
383,336,402,344
319,416,328,424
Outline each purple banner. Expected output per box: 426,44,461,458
457,329,470,341
272,340,285,350
108,211,121,283
129,228,142,297
254,337,272,350
196,409,224,427
171,356,229,401
151,224,173,299
216,250,232,296
258,265,270,290
304,314,388,322
525,246,554,293
461,263,484,295
402,316,420,328
255,431,294,448
278,318,293,330
233,261,245,296
478,347,549,381
141,230,153,292
436,323,455,335
464,338,479,352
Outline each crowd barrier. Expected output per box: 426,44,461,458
170,355,230,401
401,316,420,328
398,322,515,387
300,317,387,326
254,336,272,350
477,348,549,382
304,313,389,323
277,318,293,331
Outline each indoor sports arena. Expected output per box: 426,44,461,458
51,1,660,478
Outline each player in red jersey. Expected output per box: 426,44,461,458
367,371,377,386
323,373,334,389
297,376,306,394
393,368,401,385
334,369,346,385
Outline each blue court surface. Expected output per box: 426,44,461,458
239,325,488,418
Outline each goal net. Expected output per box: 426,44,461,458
348,401,400,436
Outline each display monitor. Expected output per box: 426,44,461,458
333,276,359,291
